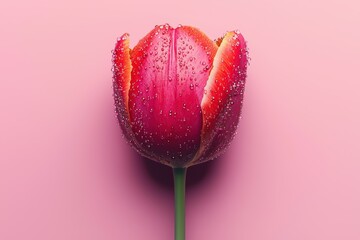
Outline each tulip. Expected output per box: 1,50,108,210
112,24,248,240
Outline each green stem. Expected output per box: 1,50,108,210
173,167,187,240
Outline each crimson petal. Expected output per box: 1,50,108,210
193,31,248,165
128,24,217,167
113,34,140,148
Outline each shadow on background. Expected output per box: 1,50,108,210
140,155,221,192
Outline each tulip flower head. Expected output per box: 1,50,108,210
112,24,248,168
112,24,248,240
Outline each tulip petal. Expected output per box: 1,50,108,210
128,24,217,166
193,31,248,165
113,34,131,111
112,34,139,148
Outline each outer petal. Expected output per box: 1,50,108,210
128,24,217,167
113,34,131,112
112,34,140,150
191,31,248,165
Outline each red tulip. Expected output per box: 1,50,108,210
112,24,248,240
112,24,248,168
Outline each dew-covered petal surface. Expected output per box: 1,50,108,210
112,33,138,146
176,26,218,101
192,31,248,165
128,24,217,167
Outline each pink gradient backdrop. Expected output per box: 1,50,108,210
1,0,360,239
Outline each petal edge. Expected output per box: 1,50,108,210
113,33,132,113
190,31,248,165
113,33,139,148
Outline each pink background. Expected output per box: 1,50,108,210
1,0,360,239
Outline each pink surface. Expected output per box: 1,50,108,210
1,0,360,239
